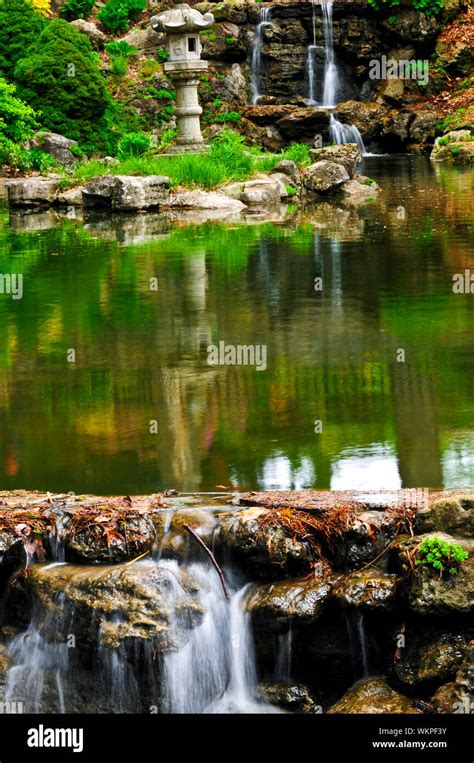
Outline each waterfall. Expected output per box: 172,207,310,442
329,113,366,154
356,610,370,677
250,6,271,105
306,2,367,155
321,1,337,108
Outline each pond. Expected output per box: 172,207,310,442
0,156,473,494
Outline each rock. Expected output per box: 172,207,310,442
82,175,170,211
394,534,474,616
28,560,204,651
331,571,397,611
309,144,361,177
239,118,284,152
256,682,321,713
53,186,84,207
25,132,79,166
120,26,165,56
247,577,334,625
431,641,473,713
327,677,420,714
268,172,295,198
409,111,439,147
201,22,246,62
153,507,218,561
65,509,156,564
276,108,331,143
215,508,312,578
111,175,170,211
81,175,116,206
214,63,247,105
435,30,473,76
334,101,387,142
384,9,440,43
240,179,282,205
431,132,474,164
242,105,294,126
415,494,474,538
169,190,246,210
302,160,350,195
377,78,405,105
394,628,470,691
6,177,60,208
195,1,248,25
70,20,106,50
339,178,381,206
330,510,398,569
272,159,299,180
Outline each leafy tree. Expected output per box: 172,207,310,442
0,77,40,168
0,0,46,78
13,19,110,150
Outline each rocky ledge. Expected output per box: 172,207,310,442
4,144,379,213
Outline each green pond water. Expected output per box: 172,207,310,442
0,156,473,494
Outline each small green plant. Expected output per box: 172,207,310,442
415,536,469,577
60,0,95,20
156,49,169,63
285,184,297,197
117,131,151,158
438,136,449,146
450,145,461,155
225,37,236,45
97,0,146,32
368,0,442,13
388,15,397,25
106,40,138,78
457,77,473,91
282,142,311,166
202,30,217,42
139,59,161,79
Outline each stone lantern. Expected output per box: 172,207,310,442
151,4,215,152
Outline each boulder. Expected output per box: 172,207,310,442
240,179,282,205
64,508,156,564
27,560,204,651
302,161,349,194
247,577,334,626
272,159,299,180
276,108,331,143
25,132,79,166
381,109,413,145
409,111,440,147
53,186,84,207
82,175,170,211
214,63,247,105
112,175,170,211
394,533,473,616
431,641,473,714
309,144,361,177
394,628,470,691
215,508,312,578
331,571,398,611
201,22,246,62
195,1,248,25
431,132,474,164
415,494,474,537
383,9,440,43
327,677,420,714
120,26,165,56
333,101,387,142
169,190,246,210
256,682,321,713
70,19,106,50
435,31,473,77
6,177,60,208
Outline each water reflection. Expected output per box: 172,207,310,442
0,157,472,493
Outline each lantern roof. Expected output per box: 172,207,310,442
151,3,214,34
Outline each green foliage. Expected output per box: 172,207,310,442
450,145,461,155
139,59,162,79
13,19,110,151
368,0,442,14
282,142,311,166
60,0,95,20
285,184,297,197
225,37,236,45
156,50,169,63
415,536,469,577
438,136,449,146
0,0,46,78
0,77,38,144
117,131,151,158
457,77,473,91
156,128,176,152
209,111,242,124
97,0,146,32
106,40,138,78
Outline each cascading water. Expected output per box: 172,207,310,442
250,6,271,105
329,113,366,154
306,1,367,155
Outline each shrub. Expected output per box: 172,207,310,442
106,40,138,78
60,0,95,19
0,77,39,168
415,536,469,577
157,50,169,63
97,0,146,32
13,19,109,150
368,0,443,13
31,0,51,14
0,0,46,78
209,111,242,124
117,131,151,158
